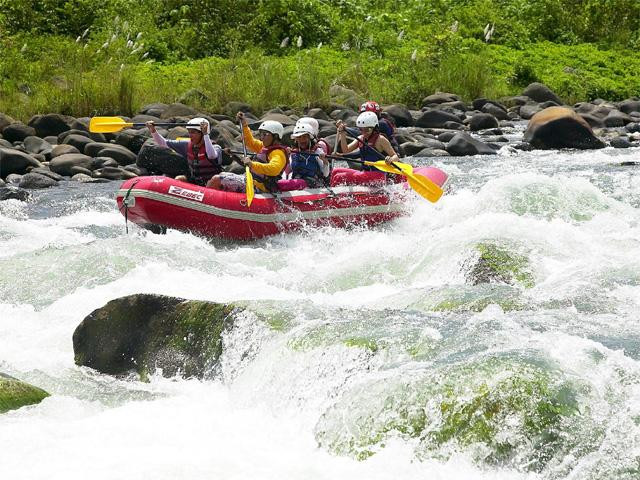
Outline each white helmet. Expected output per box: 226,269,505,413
258,120,284,138
356,111,379,128
296,117,319,137
186,117,209,132
291,122,315,139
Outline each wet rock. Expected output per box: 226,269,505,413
73,294,241,379
28,113,71,137
0,186,30,201
610,137,632,148
71,173,97,182
50,144,80,158
58,128,106,144
481,103,509,120
23,136,53,156
305,108,330,121
91,157,119,169
62,133,95,152
222,101,252,118
0,147,42,176
2,123,36,143
524,106,605,149
92,166,137,180
5,174,22,185
136,144,189,177
519,103,543,120
0,373,49,413
626,122,640,133
579,114,604,128
465,242,534,288
84,142,114,157
19,172,59,189
49,153,93,176
96,146,137,166
522,82,563,104
29,168,64,181
445,133,497,156
416,109,463,128
603,110,632,127
383,104,414,127
469,113,499,131
618,100,640,115
70,166,94,176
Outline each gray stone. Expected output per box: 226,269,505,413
382,104,414,127
72,294,241,379
2,123,36,143
0,148,42,176
446,133,498,156
49,153,93,176
19,172,59,189
416,109,463,128
469,113,499,131
522,83,562,104
28,113,72,137
50,144,80,158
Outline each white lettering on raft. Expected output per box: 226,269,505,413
168,185,205,202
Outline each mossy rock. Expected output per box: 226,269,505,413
73,294,242,379
0,373,49,413
315,358,582,470
466,241,534,288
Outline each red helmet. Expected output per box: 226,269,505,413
359,101,381,115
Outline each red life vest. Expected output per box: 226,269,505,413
187,141,221,184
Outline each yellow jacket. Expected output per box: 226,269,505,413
243,124,287,192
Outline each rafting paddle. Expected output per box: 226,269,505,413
239,121,254,207
89,116,192,133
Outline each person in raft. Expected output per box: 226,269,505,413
277,121,330,191
145,117,222,186
331,111,399,186
207,112,287,193
359,100,399,151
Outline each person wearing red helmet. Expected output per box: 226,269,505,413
359,101,398,150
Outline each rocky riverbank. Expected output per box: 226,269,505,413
1,82,639,200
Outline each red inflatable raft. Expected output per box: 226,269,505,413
115,167,448,240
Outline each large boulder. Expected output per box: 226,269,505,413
0,186,30,201
28,113,72,137
445,133,497,156
73,294,241,379
383,104,414,127
0,148,42,176
524,106,605,149
22,136,53,156
62,133,95,152
136,144,189,177
522,83,562,104
469,113,499,131
415,109,463,128
49,153,93,176
95,146,137,166
115,130,149,154
2,123,36,143
421,92,460,107
329,85,365,111
0,373,49,413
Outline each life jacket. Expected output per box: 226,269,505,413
379,117,399,150
290,143,326,186
253,144,288,192
187,141,221,185
358,131,384,170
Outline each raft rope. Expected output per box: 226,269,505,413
119,179,140,234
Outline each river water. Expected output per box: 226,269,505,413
1,139,640,479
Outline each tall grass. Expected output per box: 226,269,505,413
1,36,639,122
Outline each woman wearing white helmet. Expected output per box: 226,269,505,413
331,111,400,186
277,122,330,191
207,112,288,193
146,117,223,185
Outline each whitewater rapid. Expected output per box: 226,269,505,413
2,145,640,479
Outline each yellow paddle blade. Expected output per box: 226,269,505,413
365,160,443,203
89,116,133,133
245,166,255,207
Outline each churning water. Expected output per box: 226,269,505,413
2,141,640,479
